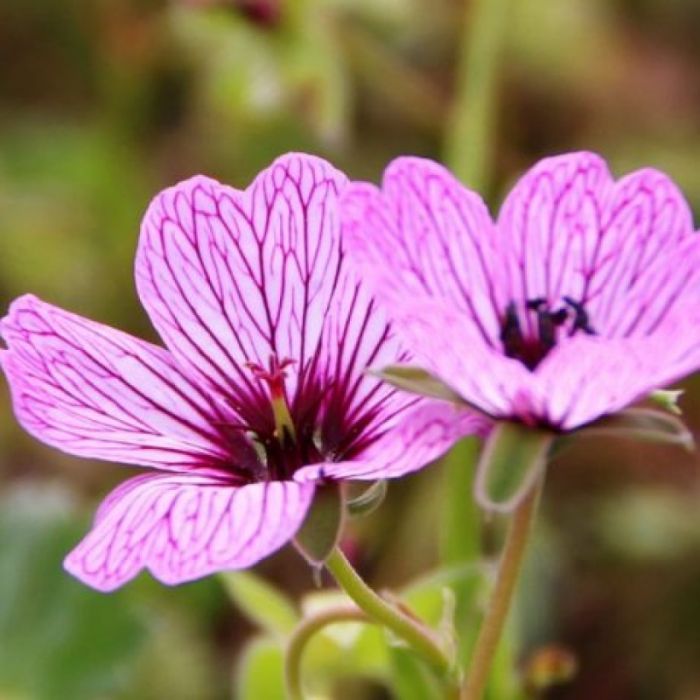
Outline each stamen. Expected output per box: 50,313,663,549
247,356,297,442
563,297,596,336
499,297,596,370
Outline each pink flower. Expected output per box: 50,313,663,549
341,151,700,431
1,154,485,591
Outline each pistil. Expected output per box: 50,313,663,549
247,356,297,443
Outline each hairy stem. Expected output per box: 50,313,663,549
460,478,543,700
285,605,367,700
325,547,453,677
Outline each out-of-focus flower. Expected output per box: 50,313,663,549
0,154,485,591
341,151,700,432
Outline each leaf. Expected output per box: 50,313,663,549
293,481,345,566
370,365,468,405
0,484,146,700
474,422,553,513
218,571,298,639
388,647,444,700
578,407,694,451
234,637,286,700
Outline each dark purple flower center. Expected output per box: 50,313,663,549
216,354,377,485
500,297,595,370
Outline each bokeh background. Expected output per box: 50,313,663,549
1,1,700,698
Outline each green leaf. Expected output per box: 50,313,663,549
402,563,487,628
218,571,298,638
0,485,146,700
388,647,444,700
474,422,553,513
347,480,387,517
234,637,286,700
438,438,485,666
371,365,469,405
578,407,694,451
294,481,345,566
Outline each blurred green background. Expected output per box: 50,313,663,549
1,1,700,698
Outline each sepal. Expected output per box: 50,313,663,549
346,480,388,517
294,481,346,567
648,389,684,415
474,422,553,513
371,365,469,406
577,407,694,451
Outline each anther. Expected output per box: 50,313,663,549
563,297,596,336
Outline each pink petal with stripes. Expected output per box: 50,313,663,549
535,304,700,429
65,474,315,591
341,157,501,348
315,262,417,453
380,297,534,419
496,152,699,338
136,154,347,399
295,400,491,482
0,295,229,469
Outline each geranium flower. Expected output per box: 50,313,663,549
0,154,485,591
341,151,700,432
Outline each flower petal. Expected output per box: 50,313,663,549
295,400,491,482
315,264,416,455
1,295,229,469
598,224,700,338
497,152,696,337
65,474,315,591
136,154,347,399
535,308,700,429
341,157,501,346
377,297,534,419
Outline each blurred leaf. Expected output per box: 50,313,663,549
219,570,299,639
234,637,286,700
0,483,146,700
300,590,389,681
598,488,700,561
402,563,487,628
388,646,444,700
439,438,483,665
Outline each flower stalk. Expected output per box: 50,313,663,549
324,547,455,679
285,605,368,700
460,476,543,700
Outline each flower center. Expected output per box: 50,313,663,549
246,355,296,443
499,296,595,370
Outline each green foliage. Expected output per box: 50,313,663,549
0,485,145,700
235,637,287,700
219,571,299,639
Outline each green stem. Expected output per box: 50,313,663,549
440,438,483,666
285,605,368,700
460,478,543,700
444,0,512,191
325,547,453,677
